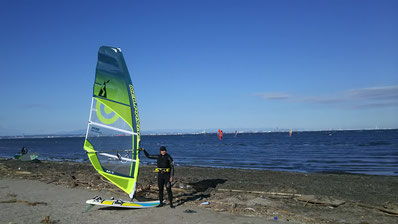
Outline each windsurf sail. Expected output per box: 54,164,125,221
217,129,223,140
289,129,293,137
83,46,141,199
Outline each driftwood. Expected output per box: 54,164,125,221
217,188,302,197
149,186,187,193
296,195,345,207
15,171,32,175
217,189,347,208
357,203,398,216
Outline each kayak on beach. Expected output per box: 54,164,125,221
14,152,39,161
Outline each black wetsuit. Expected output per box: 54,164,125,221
143,150,174,206
21,147,28,155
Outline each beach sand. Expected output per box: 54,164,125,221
0,159,397,224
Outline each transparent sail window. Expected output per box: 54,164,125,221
87,123,136,177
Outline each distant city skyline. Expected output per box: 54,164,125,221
1,126,397,138
0,0,397,136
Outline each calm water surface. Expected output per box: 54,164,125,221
0,130,397,176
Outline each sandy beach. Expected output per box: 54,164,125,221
1,159,397,224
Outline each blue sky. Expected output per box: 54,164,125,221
0,0,397,135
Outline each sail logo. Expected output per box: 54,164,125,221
91,126,102,134
98,80,110,98
129,84,140,135
105,169,114,174
95,100,120,125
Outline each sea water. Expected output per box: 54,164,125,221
0,130,397,176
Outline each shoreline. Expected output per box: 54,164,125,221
1,157,396,177
1,159,398,223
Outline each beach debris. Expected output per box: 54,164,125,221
201,201,210,205
217,188,302,197
215,208,228,212
6,193,17,198
40,215,57,224
5,192,45,206
272,211,279,220
297,195,345,207
278,209,295,216
15,170,32,174
357,203,398,216
68,181,78,188
0,198,47,206
183,209,197,213
244,207,256,212
0,193,47,206
247,197,272,206
195,196,203,201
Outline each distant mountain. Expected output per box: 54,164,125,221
0,127,313,138
140,127,281,135
53,129,86,136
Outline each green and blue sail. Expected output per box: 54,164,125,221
84,46,141,198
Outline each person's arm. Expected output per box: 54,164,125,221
141,148,158,159
168,156,175,181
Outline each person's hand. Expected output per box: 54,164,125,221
139,148,144,151
169,177,173,182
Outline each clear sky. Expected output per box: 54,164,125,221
0,0,397,135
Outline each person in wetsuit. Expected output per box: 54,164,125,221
141,146,175,208
21,146,28,155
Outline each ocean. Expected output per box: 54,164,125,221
0,130,397,176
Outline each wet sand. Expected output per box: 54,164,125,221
0,159,397,223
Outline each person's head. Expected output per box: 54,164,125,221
160,146,167,155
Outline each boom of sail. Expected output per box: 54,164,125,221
83,46,141,198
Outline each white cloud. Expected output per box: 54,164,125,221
22,103,54,110
255,85,398,109
346,85,398,100
254,92,292,100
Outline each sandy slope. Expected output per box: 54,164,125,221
0,178,288,224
